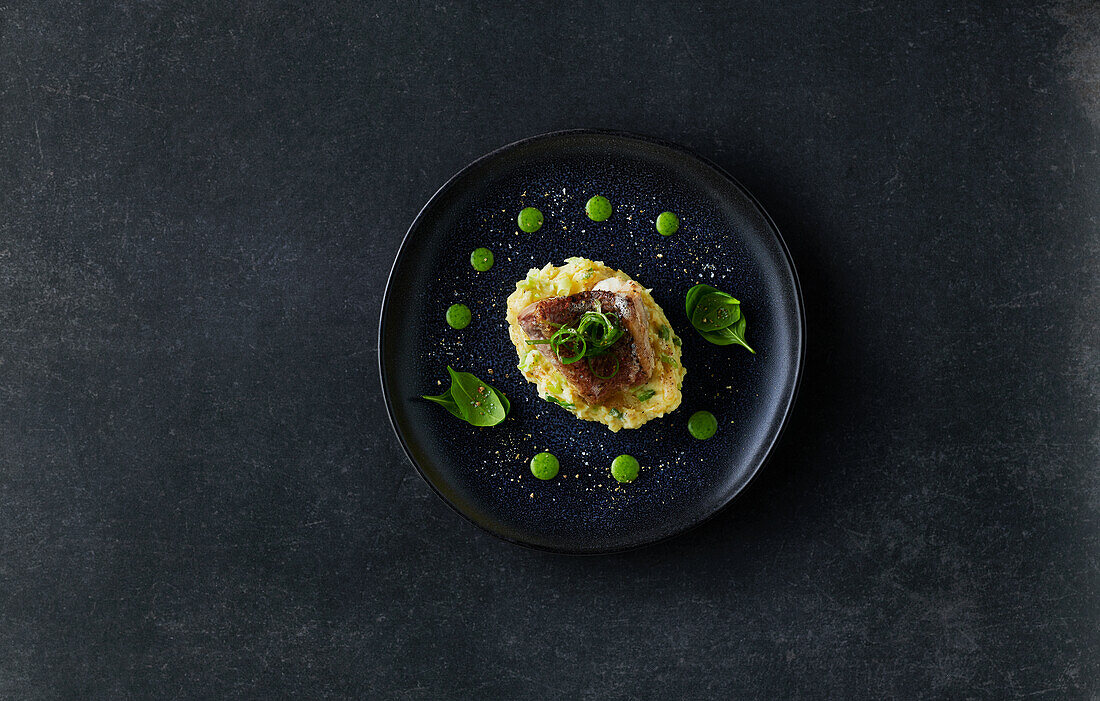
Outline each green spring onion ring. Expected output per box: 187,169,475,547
576,311,624,352
522,310,624,375
553,328,586,364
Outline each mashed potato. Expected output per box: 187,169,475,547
506,257,685,431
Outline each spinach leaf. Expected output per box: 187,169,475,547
486,382,511,416
684,283,755,353
699,326,735,345
658,324,671,341
634,388,656,402
446,366,508,426
608,408,623,419
698,317,754,353
690,292,741,332
422,367,509,426
685,283,721,317
724,315,754,354
422,389,463,420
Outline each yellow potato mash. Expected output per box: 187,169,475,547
506,257,685,431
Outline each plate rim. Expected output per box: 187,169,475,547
378,128,806,555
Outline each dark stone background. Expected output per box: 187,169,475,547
2,2,1097,698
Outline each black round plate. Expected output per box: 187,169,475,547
379,130,804,554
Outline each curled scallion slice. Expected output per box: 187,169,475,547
523,309,626,376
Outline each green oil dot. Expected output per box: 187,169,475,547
446,304,471,330
611,454,639,483
688,410,717,440
585,195,612,222
517,207,543,233
656,211,679,236
470,247,494,271
530,452,560,480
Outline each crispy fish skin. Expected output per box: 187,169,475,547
517,287,653,403
593,277,655,376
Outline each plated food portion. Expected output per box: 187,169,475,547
506,257,685,431
418,188,764,486
419,191,759,488
381,130,805,551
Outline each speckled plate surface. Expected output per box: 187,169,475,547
380,130,804,553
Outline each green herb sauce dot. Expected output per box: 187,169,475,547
530,452,560,480
611,454,639,483
688,410,718,440
470,247,494,271
446,304,471,330
517,207,543,233
585,195,612,222
656,211,679,236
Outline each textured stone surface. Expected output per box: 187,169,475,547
1,1,1096,698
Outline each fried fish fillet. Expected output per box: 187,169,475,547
517,280,654,403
